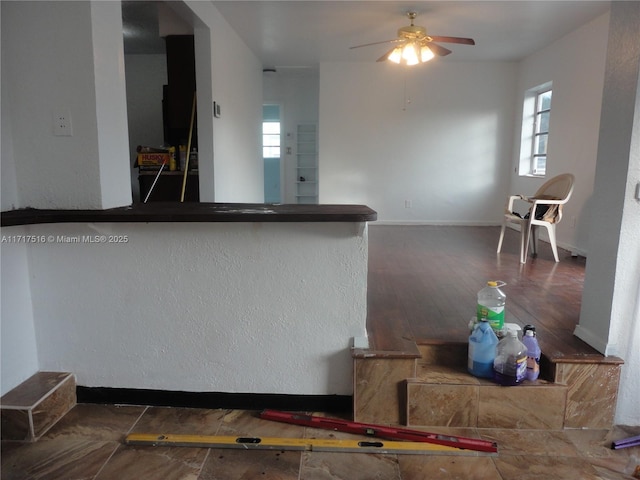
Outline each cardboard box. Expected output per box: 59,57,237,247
137,152,171,167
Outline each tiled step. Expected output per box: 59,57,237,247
406,364,567,429
1,372,76,442
410,343,624,430
552,357,623,429
353,341,623,430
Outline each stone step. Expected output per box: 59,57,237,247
406,364,567,429
1,372,76,442
353,341,623,430
407,343,624,430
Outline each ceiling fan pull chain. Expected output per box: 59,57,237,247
403,74,412,111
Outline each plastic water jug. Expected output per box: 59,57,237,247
522,325,541,381
477,281,506,333
468,320,499,378
493,325,527,386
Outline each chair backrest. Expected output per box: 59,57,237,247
534,173,575,204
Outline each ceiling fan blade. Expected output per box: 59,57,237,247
425,42,452,57
429,35,475,45
350,38,403,50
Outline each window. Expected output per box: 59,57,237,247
263,104,282,204
262,104,281,159
262,122,280,158
519,82,552,177
531,89,552,176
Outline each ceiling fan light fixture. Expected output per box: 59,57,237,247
388,46,403,64
402,42,419,65
420,45,435,62
351,11,475,65
386,42,433,66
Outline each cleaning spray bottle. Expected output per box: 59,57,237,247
522,325,541,381
468,319,499,378
493,324,527,386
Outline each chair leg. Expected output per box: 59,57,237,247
547,224,559,262
530,225,539,257
497,221,506,253
520,222,532,264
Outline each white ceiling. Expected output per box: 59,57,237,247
211,1,611,67
122,1,612,65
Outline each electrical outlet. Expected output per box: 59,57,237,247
53,109,72,136
405,200,412,208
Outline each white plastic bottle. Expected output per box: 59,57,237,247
493,325,527,386
477,281,506,333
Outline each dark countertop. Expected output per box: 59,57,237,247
1,203,377,227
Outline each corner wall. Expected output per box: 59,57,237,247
0,0,267,396
1,1,132,210
1,3,39,393
577,1,640,426
509,12,610,254
0,244,39,396
184,1,264,203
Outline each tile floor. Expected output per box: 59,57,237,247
1,404,639,480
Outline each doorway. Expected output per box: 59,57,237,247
122,1,204,203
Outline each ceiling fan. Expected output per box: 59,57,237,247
350,12,475,65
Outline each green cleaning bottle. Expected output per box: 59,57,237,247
477,281,506,333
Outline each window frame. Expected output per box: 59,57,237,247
530,88,552,176
518,81,553,177
262,121,281,159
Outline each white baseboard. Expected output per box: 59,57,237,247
351,336,369,349
370,222,588,257
372,221,501,226
573,324,608,355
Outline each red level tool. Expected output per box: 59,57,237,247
259,410,497,453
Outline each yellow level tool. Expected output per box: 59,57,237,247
125,433,492,456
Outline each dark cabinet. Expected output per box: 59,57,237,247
138,35,199,203
163,35,197,153
139,171,199,202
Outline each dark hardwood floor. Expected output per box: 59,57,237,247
366,225,602,360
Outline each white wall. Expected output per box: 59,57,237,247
577,1,640,426
2,1,101,209
263,70,320,203
184,1,264,203
0,244,39,395
9,222,367,395
318,12,610,250
509,13,610,255
0,0,267,395
0,17,40,392
1,1,131,210
124,54,167,202
319,61,516,224
1,8,19,212
91,1,133,209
